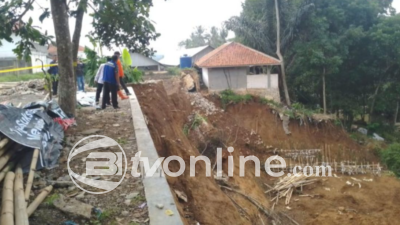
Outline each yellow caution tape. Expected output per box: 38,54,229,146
0,64,58,74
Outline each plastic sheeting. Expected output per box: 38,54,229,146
0,103,64,170
77,92,96,106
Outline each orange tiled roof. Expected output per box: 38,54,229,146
196,42,281,68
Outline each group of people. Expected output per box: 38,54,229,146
94,51,131,109
47,51,131,110
48,56,86,94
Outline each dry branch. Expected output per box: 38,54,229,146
25,149,39,201
27,185,53,217
1,171,15,225
266,173,315,206
14,164,29,225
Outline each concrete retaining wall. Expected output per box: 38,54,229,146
128,87,184,225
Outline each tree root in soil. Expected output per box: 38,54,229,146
220,185,301,225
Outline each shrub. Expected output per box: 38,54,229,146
83,47,106,87
259,97,280,107
381,143,400,177
167,67,181,76
125,66,143,83
183,113,207,135
220,89,252,109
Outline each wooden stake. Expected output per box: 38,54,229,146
27,185,53,217
14,164,29,225
25,149,39,201
1,172,15,225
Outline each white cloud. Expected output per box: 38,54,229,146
20,0,400,56
149,0,244,54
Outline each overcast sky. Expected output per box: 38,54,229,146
26,0,400,56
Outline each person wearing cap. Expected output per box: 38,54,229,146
114,51,131,98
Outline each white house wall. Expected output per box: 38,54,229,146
202,68,209,87
208,67,247,91
247,74,278,89
30,52,48,73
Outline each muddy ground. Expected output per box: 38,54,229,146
133,78,400,225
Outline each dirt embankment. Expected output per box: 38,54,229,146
133,81,400,225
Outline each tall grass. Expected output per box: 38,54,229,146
0,73,44,82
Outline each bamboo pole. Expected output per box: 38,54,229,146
14,164,29,225
27,185,53,217
1,172,15,225
0,151,13,171
0,138,9,149
0,162,15,183
25,149,39,201
0,144,10,157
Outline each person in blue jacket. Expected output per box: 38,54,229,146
102,55,121,109
48,56,58,95
76,59,85,92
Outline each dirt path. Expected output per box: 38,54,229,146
29,98,149,225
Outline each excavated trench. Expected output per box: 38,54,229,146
133,80,400,225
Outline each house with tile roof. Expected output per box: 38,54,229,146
196,42,282,102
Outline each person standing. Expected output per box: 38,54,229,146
76,60,85,92
114,51,131,97
102,56,120,109
94,57,110,105
48,56,59,95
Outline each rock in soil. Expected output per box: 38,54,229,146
53,194,93,219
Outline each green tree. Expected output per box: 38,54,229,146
1,0,159,116
285,0,394,125
226,0,315,105
179,25,228,48
366,14,400,122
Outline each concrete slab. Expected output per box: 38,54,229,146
127,87,183,225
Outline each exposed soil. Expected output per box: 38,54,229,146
133,79,400,225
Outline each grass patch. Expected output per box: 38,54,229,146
131,194,146,205
183,113,207,135
167,67,181,76
259,97,280,107
44,193,59,206
220,89,252,109
117,138,127,145
0,72,44,82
